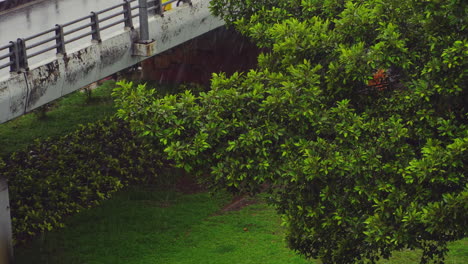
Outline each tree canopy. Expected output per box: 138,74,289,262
114,0,467,263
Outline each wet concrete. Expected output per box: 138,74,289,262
0,0,122,44
0,0,124,76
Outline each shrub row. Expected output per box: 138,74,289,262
0,117,164,244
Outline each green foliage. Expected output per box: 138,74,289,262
1,118,163,244
114,0,468,263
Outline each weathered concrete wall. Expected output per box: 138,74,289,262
0,73,28,122
141,27,261,85
0,178,12,264
0,0,224,124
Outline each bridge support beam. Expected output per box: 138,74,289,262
0,177,13,264
134,0,156,57
133,41,157,57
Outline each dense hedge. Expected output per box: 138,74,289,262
0,118,163,244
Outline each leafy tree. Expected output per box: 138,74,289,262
114,0,467,263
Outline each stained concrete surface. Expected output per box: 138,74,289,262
0,0,224,123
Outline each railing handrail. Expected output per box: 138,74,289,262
0,0,192,74
0,43,13,51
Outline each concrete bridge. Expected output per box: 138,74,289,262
0,1,226,260
0,0,224,124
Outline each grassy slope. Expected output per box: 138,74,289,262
0,81,116,157
380,240,467,264
13,188,310,264
13,187,467,264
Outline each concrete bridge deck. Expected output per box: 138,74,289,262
0,0,224,124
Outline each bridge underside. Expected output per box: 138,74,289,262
0,0,224,124
140,26,260,86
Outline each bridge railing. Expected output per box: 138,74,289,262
0,43,15,71
0,0,187,73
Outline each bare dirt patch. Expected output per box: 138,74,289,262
220,195,259,213
173,172,261,212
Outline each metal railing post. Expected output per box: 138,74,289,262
90,12,101,42
55,24,66,55
123,0,134,29
9,41,20,73
138,0,150,42
155,0,163,17
17,38,28,71
147,0,154,16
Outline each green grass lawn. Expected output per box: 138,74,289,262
0,81,116,157
12,187,310,264
12,186,467,264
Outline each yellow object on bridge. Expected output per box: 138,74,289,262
163,0,172,11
